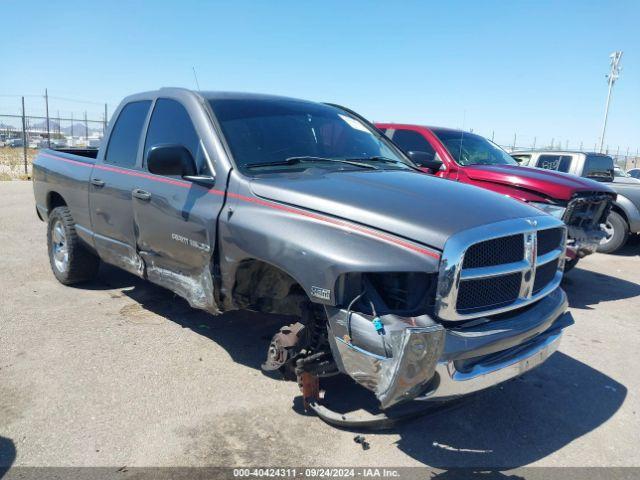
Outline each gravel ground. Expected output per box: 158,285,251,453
1,180,639,469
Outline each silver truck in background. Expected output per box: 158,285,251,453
513,150,640,254
32,89,573,419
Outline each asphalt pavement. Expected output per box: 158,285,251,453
1,181,639,469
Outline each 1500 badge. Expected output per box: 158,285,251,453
171,233,211,252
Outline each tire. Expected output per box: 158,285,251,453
47,206,100,285
563,257,579,273
597,211,629,254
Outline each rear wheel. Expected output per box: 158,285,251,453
47,206,100,284
597,211,628,254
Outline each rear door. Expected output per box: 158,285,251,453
89,100,151,275
131,98,224,310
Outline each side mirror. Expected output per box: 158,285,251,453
147,144,197,177
407,150,443,172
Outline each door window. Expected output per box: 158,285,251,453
144,98,210,175
536,155,572,172
392,129,436,157
104,101,151,168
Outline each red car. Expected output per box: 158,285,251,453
375,124,615,271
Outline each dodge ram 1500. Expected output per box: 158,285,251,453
33,89,573,415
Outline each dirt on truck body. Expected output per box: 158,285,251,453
32,88,573,423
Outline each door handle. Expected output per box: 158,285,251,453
132,189,151,201
91,178,105,187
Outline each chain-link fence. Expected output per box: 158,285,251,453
0,93,108,179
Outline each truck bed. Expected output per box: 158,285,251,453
54,148,99,160
32,148,97,238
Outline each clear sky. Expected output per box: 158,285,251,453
2,0,638,152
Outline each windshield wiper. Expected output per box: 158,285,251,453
245,156,376,170
346,156,419,170
352,155,402,164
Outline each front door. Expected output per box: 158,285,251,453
131,98,224,312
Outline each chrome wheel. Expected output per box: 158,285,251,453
51,220,69,272
600,221,614,245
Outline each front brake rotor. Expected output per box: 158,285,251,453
261,322,306,372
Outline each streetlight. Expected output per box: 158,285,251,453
599,51,623,153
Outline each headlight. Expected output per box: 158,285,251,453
530,202,566,219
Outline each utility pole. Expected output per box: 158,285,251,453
21,97,28,174
84,111,88,143
599,51,623,153
44,88,51,148
104,103,108,135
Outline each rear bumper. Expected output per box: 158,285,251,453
326,287,572,409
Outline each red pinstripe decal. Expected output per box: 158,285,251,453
226,192,440,258
40,152,440,259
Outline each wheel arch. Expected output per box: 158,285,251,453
47,191,68,213
611,202,630,226
228,257,311,317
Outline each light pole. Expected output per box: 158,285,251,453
599,51,623,153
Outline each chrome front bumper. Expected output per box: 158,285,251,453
326,288,572,409
416,326,562,401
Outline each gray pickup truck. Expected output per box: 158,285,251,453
33,89,573,414
512,150,640,253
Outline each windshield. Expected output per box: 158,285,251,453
431,129,518,167
208,98,410,173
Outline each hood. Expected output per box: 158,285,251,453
250,169,544,251
462,164,614,201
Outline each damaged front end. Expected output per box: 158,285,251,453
563,192,613,259
319,217,573,412
326,307,445,409
324,270,447,410
325,288,573,411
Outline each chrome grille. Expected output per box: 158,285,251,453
533,259,559,294
537,228,564,256
436,216,567,321
457,272,522,313
462,234,524,268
